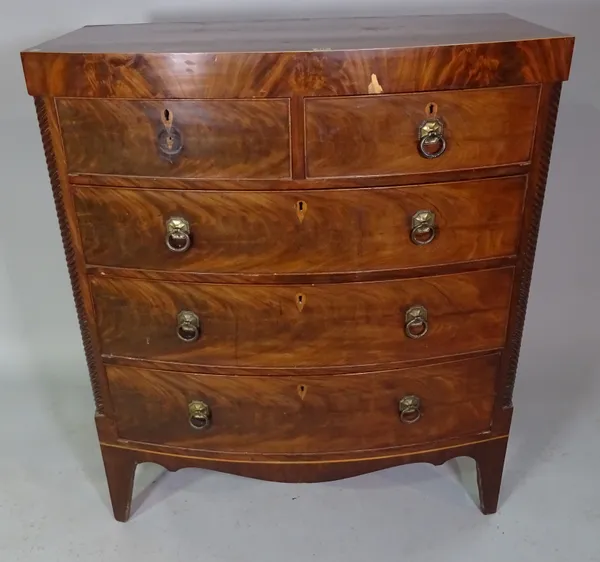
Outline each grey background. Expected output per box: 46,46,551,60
2,1,600,560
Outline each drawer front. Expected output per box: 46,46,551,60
91,268,513,368
75,177,525,274
107,354,498,453
305,86,539,178
57,99,291,179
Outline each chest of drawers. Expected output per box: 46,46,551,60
22,14,574,521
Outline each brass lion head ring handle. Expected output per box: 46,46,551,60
410,210,436,245
177,310,201,343
405,305,428,339
418,118,447,159
418,132,446,159
399,395,422,424
165,217,191,253
188,400,211,430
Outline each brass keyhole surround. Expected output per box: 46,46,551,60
296,200,307,223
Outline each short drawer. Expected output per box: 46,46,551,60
75,176,526,274
305,86,539,178
106,354,498,453
57,99,291,179
91,268,513,368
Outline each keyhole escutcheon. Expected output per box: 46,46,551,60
296,200,307,224
297,384,308,400
162,108,173,128
425,102,438,117
295,293,306,312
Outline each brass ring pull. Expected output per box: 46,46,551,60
410,225,435,245
405,305,428,339
418,132,446,159
165,217,191,253
399,395,421,424
177,310,200,342
417,118,447,159
189,400,211,430
410,210,436,245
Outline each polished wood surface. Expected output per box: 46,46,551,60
22,15,574,98
57,99,291,178
106,354,497,453
25,15,570,53
101,349,501,377
86,257,517,287
306,86,539,178
475,436,509,514
69,164,531,191
23,42,573,99
98,434,509,521
98,412,509,462
69,164,532,190
91,268,513,367
24,14,573,521
100,445,137,522
74,177,526,274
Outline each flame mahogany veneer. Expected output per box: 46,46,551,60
22,13,574,521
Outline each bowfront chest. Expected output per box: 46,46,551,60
22,14,574,521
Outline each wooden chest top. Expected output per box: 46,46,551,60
22,14,573,98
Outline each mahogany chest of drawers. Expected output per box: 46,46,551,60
22,14,574,521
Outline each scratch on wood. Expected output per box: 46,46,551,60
368,74,384,94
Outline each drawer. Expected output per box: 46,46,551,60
56,99,291,179
106,354,498,453
91,268,513,368
305,86,539,178
75,177,525,274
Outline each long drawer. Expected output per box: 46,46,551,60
106,354,498,453
91,268,513,368
75,177,526,274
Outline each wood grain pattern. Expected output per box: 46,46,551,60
100,349,501,377
97,434,509,520
91,268,513,368
22,14,574,520
23,15,571,54
99,444,137,522
69,164,531,190
290,96,306,178
57,99,291,178
106,354,497,453
86,257,517,286
475,436,509,514
22,40,574,100
305,86,540,178
74,177,526,274
21,16,574,98
98,417,509,462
